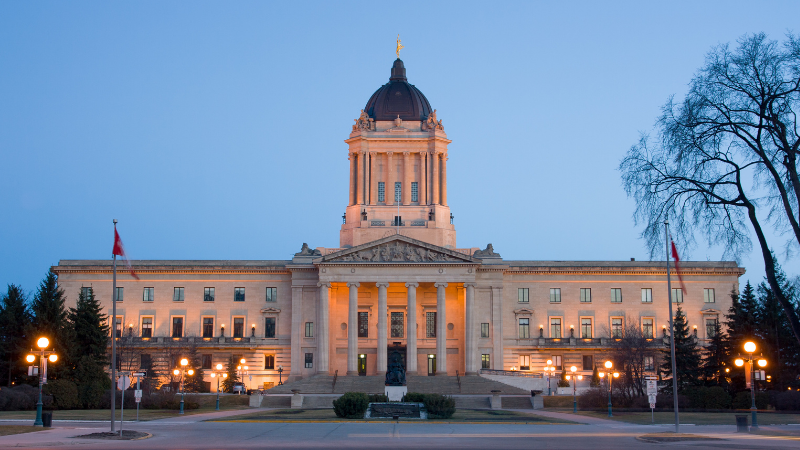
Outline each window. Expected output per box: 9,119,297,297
644,355,655,371
265,354,275,370
201,354,212,370
378,182,385,202
518,318,530,339
551,355,563,370
395,182,401,202
581,318,592,338
202,318,214,338
173,287,184,302
426,312,437,338
233,318,244,338
80,287,93,298
234,287,245,302
411,182,418,202
550,318,562,338
580,288,591,303
611,318,623,338
610,288,622,303
266,287,277,302
304,353,313,368
171,317,183,337
642,318,654,338
358,312,369,338
264,317,276,338
641,288,653,303
391,312,404,338
582,355,593,371
703,288,715,303
671,288,683,303
140,353,152,370
114,316,122,338
518,288,529,303
115,287,124,302
143,287,154,302
550,288,561,303
481,354,490,369
141,317,153,338
519,355,530,371
706,318,718,338
204,287,215,302
481,323,489,338
305,322,314,338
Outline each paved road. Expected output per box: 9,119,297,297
2,409,799,449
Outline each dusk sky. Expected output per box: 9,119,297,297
2,1,798,296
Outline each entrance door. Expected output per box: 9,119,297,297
358,354,367,376
427,354,436,376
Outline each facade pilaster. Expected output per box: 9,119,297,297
464,283,477,374
441,155,448,206
491,286,503,370
369,152,378,205
403,152,411,205
347,282,360,375
348,153,356,206
405,282,418,375
419,151,428,205
387,152,395,205
290,286,303,378
376,282,389,374
435,282,448,375
317,282,331,373
358,152,365,205
432,152,440,205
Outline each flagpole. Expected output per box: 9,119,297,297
111,219,117,432
665,218,679,433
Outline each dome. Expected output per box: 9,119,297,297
364,59,433,122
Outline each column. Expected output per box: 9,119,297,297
369,152,378,205
317,282,331,373
464,283,477,374
441,155,448,206
347,282,360,375
434,282,448,375
419,152,428,205
357,152,365,205
348,154,356,206
290,286,303,378
491,286,503,370
365,152,371,205
387,152,395,205
405,283,418,375
403,152,412,206
432,152,440,205
376,282,389,374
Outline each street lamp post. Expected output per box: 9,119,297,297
209,363,228,411
26,337,57,427
277,365,283,385
236,358,248,394
735,341,767,429
601,361,619,417
544,360,555,396
172,358,194,415
569,366,583,413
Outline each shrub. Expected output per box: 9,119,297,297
368,394,388,403
333,392,369,418
44,380,80,410
774,391,800,411
683,386,731,410
423,393,455,419
577,387,609,409
732,391,769,410
655,392,689,409
0,385,48,411
402,392,426,403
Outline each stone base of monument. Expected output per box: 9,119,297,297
384,385,407,402
365,402,427,419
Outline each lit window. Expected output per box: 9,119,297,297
114,317,122,337
141,317,153,338
611,318,623,338
550,288,561,303
481,323,489,338
481,354,490,369
234,287,245,302
304,353,313,368
264,317,276,338
580,288,591,303
378,182,385,202
703,288,715,303
671,288,683,303
581,318,592,338
204,287,215,302
519,354,530,371
610,288,622,303
641,288,652,303
518,318,530,339
266,287,277,302
642,318,654,338
411,182,419,202
550,318,562,338
551,355,562,370
233,318,244,338
518,288,529,303
265,354,275,370
143,287,154,302
305,322,314,338
173,287,184,302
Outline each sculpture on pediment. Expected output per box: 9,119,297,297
295,243,321,257
352,109,374,132
328,241,464,263
473,243,501,258
423,109,444,131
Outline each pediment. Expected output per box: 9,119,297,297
319,235,477,264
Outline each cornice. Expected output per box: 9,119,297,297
52,267,291,276
505,267,744,277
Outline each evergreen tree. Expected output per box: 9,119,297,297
29,271,74,379
701,320,729,387
0,284,32,386
660,307,701,393
557,368,569,387
68,287,109,365
184,343,207,393
72,354,111,408
725,282,758,349
221,355,239,393
590,366,600,387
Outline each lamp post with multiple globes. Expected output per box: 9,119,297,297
567,366,583,413
544,360,556,396
209,363,228,411
598,361,619,417
735,341,767,429
172,358,194,415
236,358,249,393
26,337,57,427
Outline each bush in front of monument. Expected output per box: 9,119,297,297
423,393,455,419
333,392,369,418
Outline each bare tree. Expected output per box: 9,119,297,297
601,316,660,403
620,32,800,345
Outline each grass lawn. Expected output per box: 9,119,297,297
0,425,51,436
213,408,575,424
546,408,800,425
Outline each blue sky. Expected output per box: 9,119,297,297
1,1,798,296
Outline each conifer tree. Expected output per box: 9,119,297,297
660,307,701,393
0,284,32,386
221,355,239,393
701,320,729,387
184,343,207,393
590,365,600,387
68,288,109,365
557,368,570,387
29,271,74,379
725,282,758,353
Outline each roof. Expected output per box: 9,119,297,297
364,59,433,121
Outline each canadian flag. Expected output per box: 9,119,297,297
670,240,687,294
112,227,140,280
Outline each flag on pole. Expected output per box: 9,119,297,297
670,239,687,294
112,228,139,280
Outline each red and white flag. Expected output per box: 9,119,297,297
670,239,687,295
112,227,140,280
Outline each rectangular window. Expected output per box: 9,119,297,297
481,323,489,338
81,286,93,298
264,354,275,370
611,318,623,338
395,182,401,202
115,287,124,302
201,354,212,370
582,355,593,371
550,318,562,338
552,355,563,370
378,182,385,202
173,287,184,302
581,318,593,338
580,288,592,303
141,317,153,338
233,318,244,338
671,288,683,303
642,318,654,338
358,312,369,338
171,317,183,337
481,354,490,369
411,182,418,202
519,354,530,371
234,287,245,302
518,318,530,339
114,316,122,337
140,353,152,370
266,287,277,302
641,288,653,303
706,318,718,338
517,288,529,303
703,288,715,303
304,353,313,368
550,288,561,303
426,312,437,338
610,288,622,303
143,287,154,302
264,317,276,338
204,287,215,302
391,312,404,338
644,355,655,371
202,317,214,338
305,322,314,338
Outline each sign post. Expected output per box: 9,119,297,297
133,371,145,422
116,372,130,436
646,376,658,423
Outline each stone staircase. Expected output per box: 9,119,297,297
266,375,385,394
267,374,530,395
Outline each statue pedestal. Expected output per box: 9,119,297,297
384,386,407,402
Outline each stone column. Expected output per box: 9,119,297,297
403,152,412,206
441,155,448,206
290,286,303,378
419,152,428,205
369,152,378,205
365,152,371,205
491,286,503,370
464,283,477,374
376,282,389,374
386,152,395,205
432,152,440,206
317,282,331,373
405,282,418,375
348,153,356,206
347,282,360,375
434,282,448,375
358,152,365,205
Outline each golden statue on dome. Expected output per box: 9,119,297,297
396,34,404,58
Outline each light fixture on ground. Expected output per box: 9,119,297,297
173,358,194,415
209,363,228,410
26,337,57,427
735,341,767,429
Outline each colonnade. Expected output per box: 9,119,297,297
348,151,448,207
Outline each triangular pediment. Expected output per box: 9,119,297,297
319,235,478,264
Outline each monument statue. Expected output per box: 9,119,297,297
384,350,406,386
